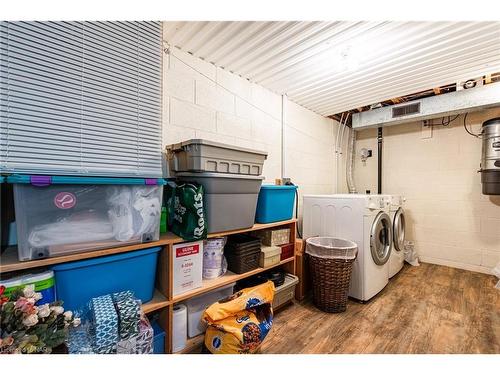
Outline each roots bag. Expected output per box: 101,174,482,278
202,281,275,354
166,181,207,241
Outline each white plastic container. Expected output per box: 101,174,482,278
272,274,299,309
186,283,235,338
173,241,203,296
203,237,227,279
260,246,281,267
7,175,165,261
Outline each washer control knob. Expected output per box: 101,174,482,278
368,202,377,210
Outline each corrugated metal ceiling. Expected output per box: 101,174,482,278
163,21,500,116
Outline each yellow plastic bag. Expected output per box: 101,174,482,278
202,281,275,354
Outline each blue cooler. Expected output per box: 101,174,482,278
51,247,161,311
255,185,297,223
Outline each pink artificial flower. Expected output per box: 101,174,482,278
15,297,37,315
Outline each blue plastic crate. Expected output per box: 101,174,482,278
255,185,297,224
51,247,161,311
151,321,166,354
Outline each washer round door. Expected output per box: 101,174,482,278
393,207,406,252
370,212,393,265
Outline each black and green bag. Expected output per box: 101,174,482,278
166,181,207,241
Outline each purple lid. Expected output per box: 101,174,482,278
30,175,52,187
145,178,157,185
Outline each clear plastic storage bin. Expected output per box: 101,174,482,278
272,273,299,309
186,283,236,338
7,175,165,261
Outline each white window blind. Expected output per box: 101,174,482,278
0,21,163,177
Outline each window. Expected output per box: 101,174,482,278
0,21,163,177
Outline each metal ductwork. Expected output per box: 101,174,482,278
352,82,500,129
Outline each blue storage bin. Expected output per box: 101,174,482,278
255,185,297,223
151,321,166,354
51,247,161,311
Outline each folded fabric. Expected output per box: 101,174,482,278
112,291,141,340
91,294,119,348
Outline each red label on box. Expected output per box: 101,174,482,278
176,244,200,258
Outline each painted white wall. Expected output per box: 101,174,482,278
161,44,340,225
354,108,500,274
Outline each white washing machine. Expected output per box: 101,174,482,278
383,195,406,278
303,194,393,302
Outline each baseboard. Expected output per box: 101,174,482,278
419,256,493,275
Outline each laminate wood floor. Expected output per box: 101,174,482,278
261,263,500,354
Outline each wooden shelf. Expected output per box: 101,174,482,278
142,289,170,314
172,257,294,303
0,220,296,274
0,233,181,273
175,334,204,354
0,218,297,354
205,219,297,239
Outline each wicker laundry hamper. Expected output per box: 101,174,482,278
306,237,358,313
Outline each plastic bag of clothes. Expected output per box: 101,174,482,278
166,181,207,241
202,281,274,354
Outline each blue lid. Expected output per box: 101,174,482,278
51,247,162,271
7,174,166,186
260,185,297,190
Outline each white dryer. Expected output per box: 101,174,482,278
303,194,392,302
383,195,406,278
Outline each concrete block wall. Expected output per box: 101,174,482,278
162,45,339,213
354,107,500,274
163,47,284,182
284,99,336,223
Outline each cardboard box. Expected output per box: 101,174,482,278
173,241,203,296
254,228,290,246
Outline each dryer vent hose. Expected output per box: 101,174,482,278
347,127,357,194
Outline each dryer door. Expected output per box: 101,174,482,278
393,207,406,252
370,212,392,265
